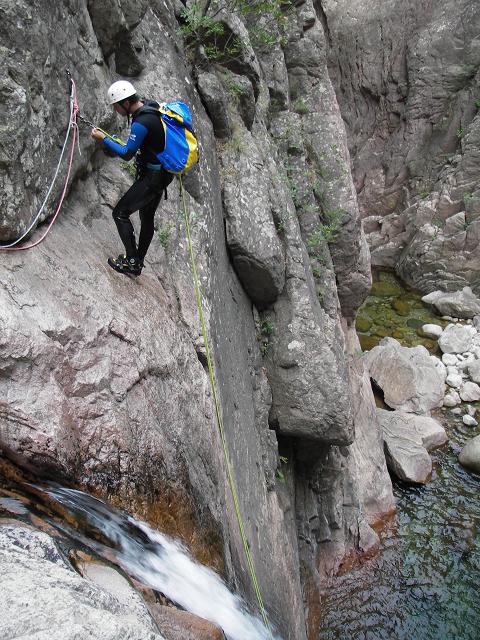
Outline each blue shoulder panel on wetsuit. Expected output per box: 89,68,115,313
103,122,148,160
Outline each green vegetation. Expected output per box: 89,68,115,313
178,0,293,63
431,216,446,229
292,98,309,115
156,224,173,249
475,99,480,110
259,317,275,357
120,160,136,179
307,208,345,245
275,455,288,483
260,318,275,336
456,127,465,139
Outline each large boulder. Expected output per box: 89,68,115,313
0,522,164,640
364,338,445,414
438,324,477,354
422,288,480,319
376,409,447,483
458,435,480,474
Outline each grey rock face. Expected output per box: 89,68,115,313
324,0,480,294
221,126,286,308
197,72,232,139
266,259,353,443
0,522,164,640
422,288,480,319
364,338,445,414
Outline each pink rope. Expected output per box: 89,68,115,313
2,78,79,251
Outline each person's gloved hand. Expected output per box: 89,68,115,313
91,128,106,141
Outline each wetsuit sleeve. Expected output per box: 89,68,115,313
102,122,148,160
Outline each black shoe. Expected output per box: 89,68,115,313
107,254,142,276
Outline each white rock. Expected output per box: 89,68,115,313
446,373,463,389
463,415,478,427
438,324,476,354
467,359,480,384
471,346,480,359
451,408,462,415
0,524,166,640
446,365,459,375
430,356,446,381
442,353,458,366
459,381,480,402
443,391,461,407
421,324,443,338
467,405,476,417
376,409,443,484
364,338,445,414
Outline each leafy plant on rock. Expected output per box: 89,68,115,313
178,0,294,64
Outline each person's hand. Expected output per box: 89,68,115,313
91,128,106,141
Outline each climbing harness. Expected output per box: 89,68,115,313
179,175,272,636
0,70,79,251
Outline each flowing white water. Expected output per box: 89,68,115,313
46,487,281,640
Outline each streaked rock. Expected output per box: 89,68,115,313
376,409,440,484
364,338,444,414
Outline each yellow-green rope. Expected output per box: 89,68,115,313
179,175,272,635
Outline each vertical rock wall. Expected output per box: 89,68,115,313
323,0,480,293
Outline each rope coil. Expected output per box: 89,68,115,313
0,73,79,251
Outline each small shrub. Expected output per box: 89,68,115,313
157,224,172,248
475,99,480,110
456,127,465,139
307,208,345,245
120,160,136,179
292,98,309,115
260,319,275,336
431,217,445,229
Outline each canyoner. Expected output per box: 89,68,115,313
90,80,198,277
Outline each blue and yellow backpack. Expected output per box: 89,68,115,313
139,101,199,174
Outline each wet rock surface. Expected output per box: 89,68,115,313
0,522,165,640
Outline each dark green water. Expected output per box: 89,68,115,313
321,415,480,639
356,270,449,353
321,271,480,639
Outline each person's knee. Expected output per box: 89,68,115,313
112,206,130,224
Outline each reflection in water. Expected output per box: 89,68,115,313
321,413,480,640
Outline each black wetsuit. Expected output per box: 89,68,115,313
103,100,174,260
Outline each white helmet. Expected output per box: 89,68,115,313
107,80,137,105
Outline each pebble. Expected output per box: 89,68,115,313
463,414,478,427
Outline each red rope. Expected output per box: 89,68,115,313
2,78,79,252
